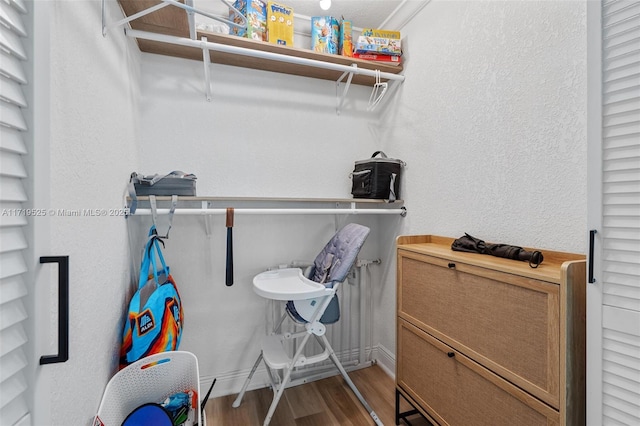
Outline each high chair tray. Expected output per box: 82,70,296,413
253,268,330,301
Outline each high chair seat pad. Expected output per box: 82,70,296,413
253,268,330,301
310,223,370,284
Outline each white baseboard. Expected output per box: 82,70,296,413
372,343,396,380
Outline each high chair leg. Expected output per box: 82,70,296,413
263,331,314,426
321,335,384,426
274,311,288,334
232,351,263,408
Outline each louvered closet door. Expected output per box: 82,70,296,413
593,0,640,424
0,0,31,424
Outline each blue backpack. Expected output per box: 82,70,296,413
120,227,183,368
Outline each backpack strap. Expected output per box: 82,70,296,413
149,195,178,238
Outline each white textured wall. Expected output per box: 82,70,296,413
375,0,588,358
390,0,587,248
137,55,386,198
37,1,588,422
40,1,141,425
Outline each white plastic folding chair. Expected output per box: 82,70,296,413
232,223,382,426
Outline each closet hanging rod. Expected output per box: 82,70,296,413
130,207,407,216
124,29,406,83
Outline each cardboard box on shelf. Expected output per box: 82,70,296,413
340,20,353,57
352,52,402,65
360,28,401,39
355,28,401,56
229,0,267,42
267,2,293,46
354,37,402,55
311,16,339,54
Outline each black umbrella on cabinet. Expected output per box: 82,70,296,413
451,233,544,268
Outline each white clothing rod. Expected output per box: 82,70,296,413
124,29,406,83
131,207,405,216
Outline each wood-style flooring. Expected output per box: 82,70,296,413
204,364,430,425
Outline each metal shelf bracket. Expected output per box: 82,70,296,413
202,36,213,101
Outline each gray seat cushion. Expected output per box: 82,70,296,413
287,223,370,324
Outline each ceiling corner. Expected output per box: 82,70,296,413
379,0,431,31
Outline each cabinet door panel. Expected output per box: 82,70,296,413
397,320,559,426
398,252,560,407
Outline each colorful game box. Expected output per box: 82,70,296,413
360,28,401,39
229,0,267,42
267,2,294,46
311,16,339,54
340,20,353,57
355,28,402,56
355,37,402,55
352,52,402,65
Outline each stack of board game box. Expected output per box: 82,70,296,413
353,28,402,66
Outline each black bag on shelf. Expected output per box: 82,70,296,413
350,151,405,201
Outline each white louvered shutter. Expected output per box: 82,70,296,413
600,0,640,424
0,0,31,424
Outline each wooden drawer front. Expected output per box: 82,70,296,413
397,320,559,426
398,252,560,407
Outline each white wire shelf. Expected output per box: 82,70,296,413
104,0,405,111
126,196,406,217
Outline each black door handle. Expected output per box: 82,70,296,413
589,230,597,284
39,256,69,364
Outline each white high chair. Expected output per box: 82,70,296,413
232,223,382,426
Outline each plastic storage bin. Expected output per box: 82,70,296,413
93,351,204,426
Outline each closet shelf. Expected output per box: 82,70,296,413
129,196,403,203
114,0,404,87
126,196,406,217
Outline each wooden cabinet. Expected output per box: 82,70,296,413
396,235,586,426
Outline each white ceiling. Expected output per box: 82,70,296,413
278,0,404,29
195,0,428,31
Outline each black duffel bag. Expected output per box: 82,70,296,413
350,151,405,202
